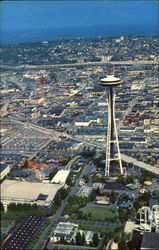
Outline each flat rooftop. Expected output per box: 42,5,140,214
1,180,64,207
141,232,159,250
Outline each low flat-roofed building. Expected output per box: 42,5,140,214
95,200,110,205
50,222,78,243
30,97,45,105
141,232,159,250
50,222,100,245
20,160,47,170
1,180,64,211
75,120,91,127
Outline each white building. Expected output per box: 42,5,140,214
50,222,78,243
50,222,99,245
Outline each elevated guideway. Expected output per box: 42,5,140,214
121,154,159,175
50,170,70,184
0,60,158,70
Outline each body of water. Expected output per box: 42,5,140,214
1,24,158,45
0,1,158,45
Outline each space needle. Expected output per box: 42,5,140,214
100,75,123,177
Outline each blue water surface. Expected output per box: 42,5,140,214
0,1,158,45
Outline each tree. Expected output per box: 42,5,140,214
77,210,83,219
75,232,82,245
83,175,89,183
88,212,92,218
128,207,136,220
66,176,73,186
118,208,127,222
92,232,99,246
23,160,28,168
117,176,126,184
118,240,129,250
114,233,120,243
8,203,17,211
110,190,118,203
95,187,100,196
54,194,62,206
31,204,38,210
82,233,85,245
60,188,68,200
0,202,4,212
89,189,96,202
83,214,88,220
126,174,135,184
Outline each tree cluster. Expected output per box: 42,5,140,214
8,203,38,211
133,191,151,211
75,232,85,245
118,207,136,222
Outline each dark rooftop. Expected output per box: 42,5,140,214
141,232,159,250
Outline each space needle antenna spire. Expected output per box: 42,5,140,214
100,75,123,177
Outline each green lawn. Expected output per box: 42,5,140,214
80,206,117,222
1,218,14,228
79,224,115,234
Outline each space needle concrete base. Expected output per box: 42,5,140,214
100,75,123,177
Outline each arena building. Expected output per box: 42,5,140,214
1,179,64,212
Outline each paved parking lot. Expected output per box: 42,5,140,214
2,215,46,249
1,127,52,157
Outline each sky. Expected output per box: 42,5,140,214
0,1,158,44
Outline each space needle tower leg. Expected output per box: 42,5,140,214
113,92,123,175
100,75,123,177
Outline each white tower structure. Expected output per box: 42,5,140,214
152,205,159,233
136,205,159,233
100,75,123,177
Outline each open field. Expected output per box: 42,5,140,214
80,206,117,222
79,224,116,234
